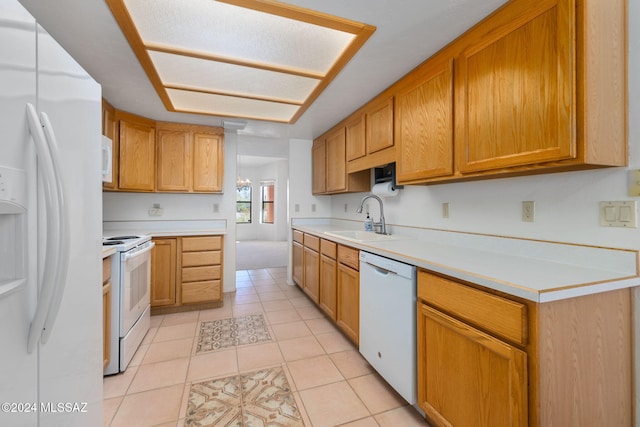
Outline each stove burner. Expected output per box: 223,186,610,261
103,240,124,246
106,236,140,241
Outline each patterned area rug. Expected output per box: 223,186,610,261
185,367,304,427
197,314,272,353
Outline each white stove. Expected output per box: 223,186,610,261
102,234,152,252
103,234,154,375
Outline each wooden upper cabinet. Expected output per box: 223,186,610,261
325,128,347,193
345,113,366,162
157,128,191,192
192,132,224,192
154,122,225,193
102,109,224,193
317,0,626,185
365,96,394,155
102,99,118,190
456,0,574,173
312,139,326,195
117,111,156,192
313,129,369,195
344,97,396,173
396,58,454,183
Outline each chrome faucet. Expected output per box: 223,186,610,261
357,194,386,235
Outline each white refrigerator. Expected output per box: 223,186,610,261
0,1,103,426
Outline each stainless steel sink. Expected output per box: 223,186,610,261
323,230,412,243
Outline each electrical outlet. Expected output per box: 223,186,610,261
442,202,449,219
522,201,535,222
212,203,219,213
148,207,163,216
294,203,300,213
311,203,316,212
344,203,348,213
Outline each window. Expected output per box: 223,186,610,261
236,185,252,223
261,181,275,224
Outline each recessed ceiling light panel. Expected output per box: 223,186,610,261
167,88,299,122
125,0,356,75
149,51,320,104
107,0,375,123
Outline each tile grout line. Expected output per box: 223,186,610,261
109,267,416,426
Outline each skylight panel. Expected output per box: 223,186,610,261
149,51,320,104
106,0,375,123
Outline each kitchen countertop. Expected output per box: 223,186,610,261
103,220,227,239
102,247,116,258
292,219,640,303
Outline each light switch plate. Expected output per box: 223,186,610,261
599,201,637,228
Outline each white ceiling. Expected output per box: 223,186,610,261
18,0,508,141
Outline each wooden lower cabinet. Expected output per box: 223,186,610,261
417,269,633,426
291,230,358,344
180,236,223,304
102,256,112,370
150,238,177,306
336,262,359,345
319,239,337,320
303,246,319,303
418,303,527,426
292,240,303,286
151,235,223,313
336,244,360,345
292,232,321,302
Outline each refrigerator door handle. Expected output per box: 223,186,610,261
39,111,70,344
24,104,64,353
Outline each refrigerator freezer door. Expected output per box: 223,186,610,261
36,23,103,427
0,2,103,425
0,3,38,426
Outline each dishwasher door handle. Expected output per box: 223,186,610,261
365,263,396,276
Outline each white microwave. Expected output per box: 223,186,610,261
101,135,113,183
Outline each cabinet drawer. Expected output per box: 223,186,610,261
338,245,359,271
320,239,337,259
303,234,320,252
182,251,221,267
293,230,304,244
181,280,221,304
182,265,221,282
418,270,527,346
102,256,112,284
182,236,222,252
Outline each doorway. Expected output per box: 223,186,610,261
235,137,289,271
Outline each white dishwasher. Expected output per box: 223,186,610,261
359,251,417,405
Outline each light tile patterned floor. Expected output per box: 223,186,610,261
103,267,430,427
197,313,272,353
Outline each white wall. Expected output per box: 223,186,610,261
286,138,332,282
288,139,332,219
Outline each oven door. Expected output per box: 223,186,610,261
119,242,154,336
